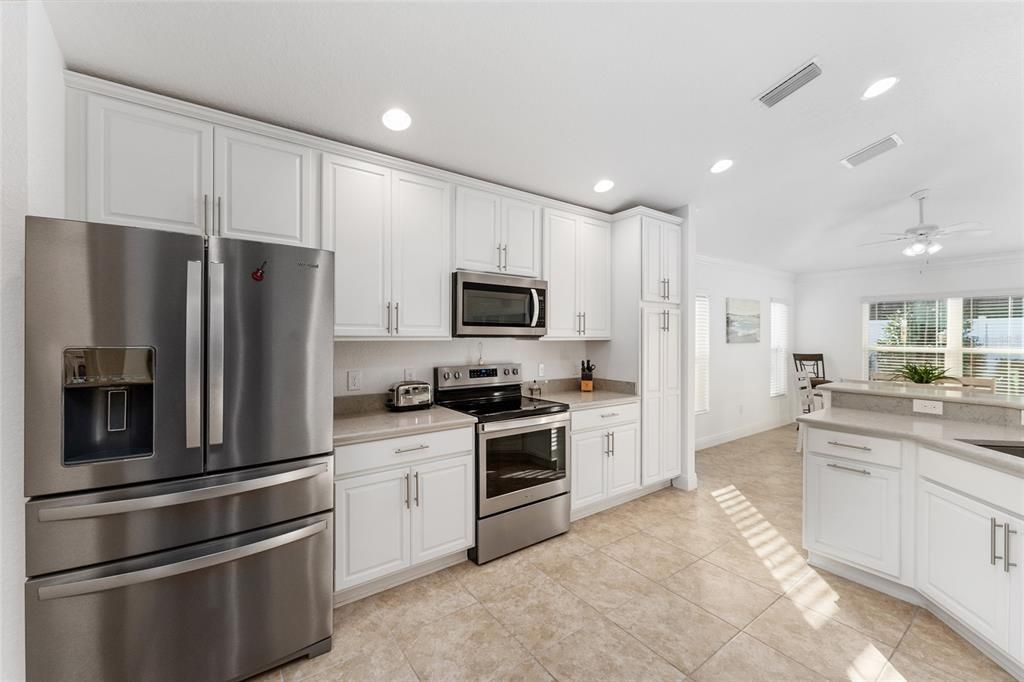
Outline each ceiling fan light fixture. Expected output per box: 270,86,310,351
902,241,927,257
926,241,943,255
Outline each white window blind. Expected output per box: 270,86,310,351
962,295,1024,397
695,295,710,414
864,299,948,379
770,300,789,397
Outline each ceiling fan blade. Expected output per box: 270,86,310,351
935,228,992,238
942,221,983,232
858,237,906,247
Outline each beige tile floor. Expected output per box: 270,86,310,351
256,425,1016,682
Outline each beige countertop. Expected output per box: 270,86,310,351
540,390,640,411
798,407,1024,477
333,406,477,447
820,380,1024,410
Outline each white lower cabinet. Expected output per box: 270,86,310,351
570,410,640,512
335,451,473,591
804,452,901,578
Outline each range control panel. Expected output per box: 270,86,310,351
434,363,521,390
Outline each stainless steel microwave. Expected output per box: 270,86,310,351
452,271,547,338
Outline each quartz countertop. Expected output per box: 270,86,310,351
333,406,477,447
819,380,1024,410
540,390,640,411
798,407,1024,477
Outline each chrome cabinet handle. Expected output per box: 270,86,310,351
414,472,420,506
826,462,870,476
394,444,429,454
404,473,410,509
827,440,871,452
664,310,670,332
202,194,209,233
610,430,615,456
38,463,329,522
502,244,508,271
992,517,1004,565
665,278,671,300
208,261,225,447
582,312,586,336
216,196,223,235
386,301,392,335
185,260,203,449
1005,522,1017,572
497,244,503,270
394,302,399,334
576,313,582,335
604,432,611,457
601,412,620,419
37,520,327,601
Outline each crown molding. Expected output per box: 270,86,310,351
695,254,797,280
611,206,685,224
795,250,1024,280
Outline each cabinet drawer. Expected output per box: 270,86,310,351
918,447,1024,517
335,427,474,477
571,402,640,432
806,427,901,468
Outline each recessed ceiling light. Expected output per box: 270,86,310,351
709,159,733,174
862,77,899,100
593,179,615,193
381,108,412,131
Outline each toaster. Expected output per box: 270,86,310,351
385,380,432,411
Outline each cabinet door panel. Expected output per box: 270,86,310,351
322,155,391,336
642,398,663,485
411,455,474,564
392,172,451,337
661,393,682,479
335,469,410,589
641,218,664,302
579,218,611,338
917,481,1010,649
214,127,313,246
543,210,580,339
502,198,542,277
608,424,641,496
454,186,501,273
664,308,681,393
87,96,212,234
662,222,681,304
571,432,606,510
805,454,901,577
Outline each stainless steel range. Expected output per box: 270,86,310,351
24,217,334,681
434,363,570,563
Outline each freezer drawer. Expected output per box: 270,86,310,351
26,513,333,682
27,455,333,576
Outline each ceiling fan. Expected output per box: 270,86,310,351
860,189,991,256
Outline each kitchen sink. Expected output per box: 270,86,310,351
956,439,1024,459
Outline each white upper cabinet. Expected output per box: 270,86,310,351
323,155,450,338
454,186,541,277
641,217,681,304
391,171,451,338
86,96,213,235
642,305,681,485
543,209,611,339
213,126,314,246
322,155,391,337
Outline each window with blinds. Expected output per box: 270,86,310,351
770,300,789,397
862,295,1024,396
695,295,710,414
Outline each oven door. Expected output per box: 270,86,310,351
477,413,570,517
454,271,546,337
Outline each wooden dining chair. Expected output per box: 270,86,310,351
794,371,822,453
793,353,831,388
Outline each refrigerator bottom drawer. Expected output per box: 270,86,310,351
26,512,333,682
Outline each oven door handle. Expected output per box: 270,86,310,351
530,288,540,327
477,412,570,433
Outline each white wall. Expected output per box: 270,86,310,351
694,256,796,449
334,338,588,396
0,3,65,679
795,253,1024,383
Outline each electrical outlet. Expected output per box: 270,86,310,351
913,399,943,416
404,368,416,380
538,363,545,377
346,370,362,391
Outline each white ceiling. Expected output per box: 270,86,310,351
43,1,1024,272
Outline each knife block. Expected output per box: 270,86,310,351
580,371,594,392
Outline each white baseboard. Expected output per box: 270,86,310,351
695,417,794,450
333,551,468,607
672,472,699,491
569,480,670,522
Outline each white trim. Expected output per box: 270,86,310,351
65,70,634,224
611,205,684,224
570,481,671,522
695,416,794,450
332,550,467,607
860,286,1024,304
695,254,797,281
798,251,1024,280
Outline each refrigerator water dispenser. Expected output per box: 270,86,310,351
62,347,155,465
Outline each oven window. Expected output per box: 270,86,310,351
463,283,532,327
485,425,567,499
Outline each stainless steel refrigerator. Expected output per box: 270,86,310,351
24,217,335,682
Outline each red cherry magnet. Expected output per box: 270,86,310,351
251,261,266,282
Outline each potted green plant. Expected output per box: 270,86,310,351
894,362,955,384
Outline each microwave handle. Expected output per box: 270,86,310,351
530,289,540,327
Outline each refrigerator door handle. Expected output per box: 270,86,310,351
37,462,329,522
36,520,327,601
185,260,203,449
209,261,225,447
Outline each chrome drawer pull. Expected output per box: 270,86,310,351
600,412,620,419
1006,523,1018,573
394,444,429,454
826,440,872,452
826,462,870,476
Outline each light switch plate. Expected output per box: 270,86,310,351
346,370,362,391
1020,409,1024,426
913,399,943,415
538,363,545,377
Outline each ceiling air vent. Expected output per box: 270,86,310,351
840,134,904,168
758,60,822,108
